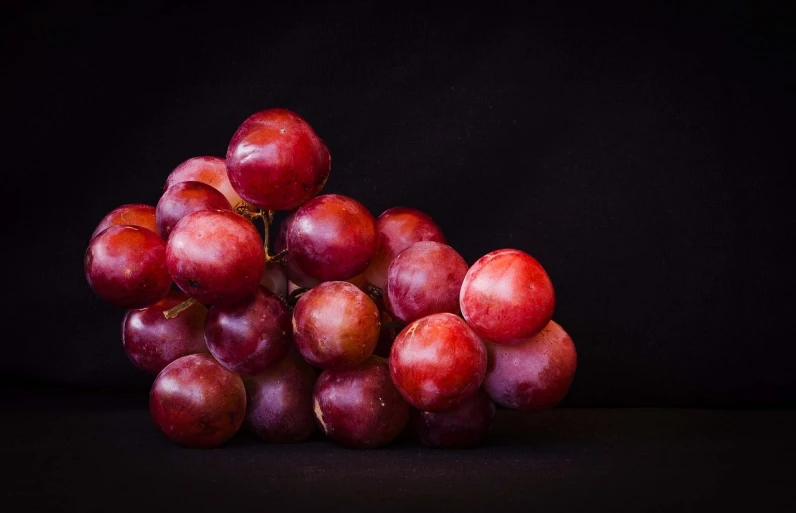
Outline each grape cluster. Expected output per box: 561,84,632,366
84,108,578,450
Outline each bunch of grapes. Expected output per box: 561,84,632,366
84,108,577,450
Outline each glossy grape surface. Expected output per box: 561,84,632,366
156,181,231,239
226,109,330,211
166,209,265,306
164,156,243,209
413,389,495,449
390,313,487,412
84,225,171,308
91,204,159,240
313,356,409,449
460,248,555,345
149,353,246,448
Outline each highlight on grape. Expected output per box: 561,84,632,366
84,108,577,449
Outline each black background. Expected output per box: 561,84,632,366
3,1,795,408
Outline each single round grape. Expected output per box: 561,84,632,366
149,353,246,448
166,209,265,306
413,389,496,449
390,313,486,412
293,281,380,369
226,109,330,211
91,203,159,240
385,241,468,324
483,320,577,411
205,285,291,376
460,248,555,345
313,356,409,449
164,156,243,209
243,350,317,443
364,207,446,289
122,291,209,375
274,213,321,288
84,225,171,308
260,263,288,298
287,194,378,281
156,181,232,239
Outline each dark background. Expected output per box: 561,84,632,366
2,1,795,408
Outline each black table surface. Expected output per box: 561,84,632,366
2,390,794,512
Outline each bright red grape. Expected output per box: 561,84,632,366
166,209,264,305
243,350,317,443
84,225,171,308
287,194,377,281
226,109,330,211
164,156,243,208
205,285,291,376
483,320,577,411
156,181,231,239
390,313,486,412
122,291,209,375
413,389,496,449
293,281,380,369
385,241,468,324
149,353,246,448
460,248,555,345
91,203,159,240
313,356,409,449
364,207,446,289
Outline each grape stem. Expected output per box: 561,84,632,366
163,297,197,319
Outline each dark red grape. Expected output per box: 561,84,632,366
460,248,555,345
287,194,377,281
149,353,246,448
84,225,171,308
293,281,380,369
226,109,330,211
483,320,577,411
156,181,232,239
385,241,468,324
205,285,291,375
390,313,486,412
166,209,264,306
372,296,399,358
413,389,496,449
122,291,209,375
91,204,159,240
243,350,317,443
364,207,446,289
313,356,409,449
164,156,243,208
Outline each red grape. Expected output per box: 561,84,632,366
287,194,377,281
483,320,577,411
413,389,496,449
226,109,330,211
313,356,409,449
364,207,446,289
122,291,209,375
460,248,555,345
390,313,486,412
91,204,159,240
84,225,171,308
274,213,321,289
166,209,265,305
243,350,317,443
260,263,288,298
156,181,232,239
149,353,246,448
293,281,380,369
385,241,468,324
205,285,291,376
164,156,243,208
